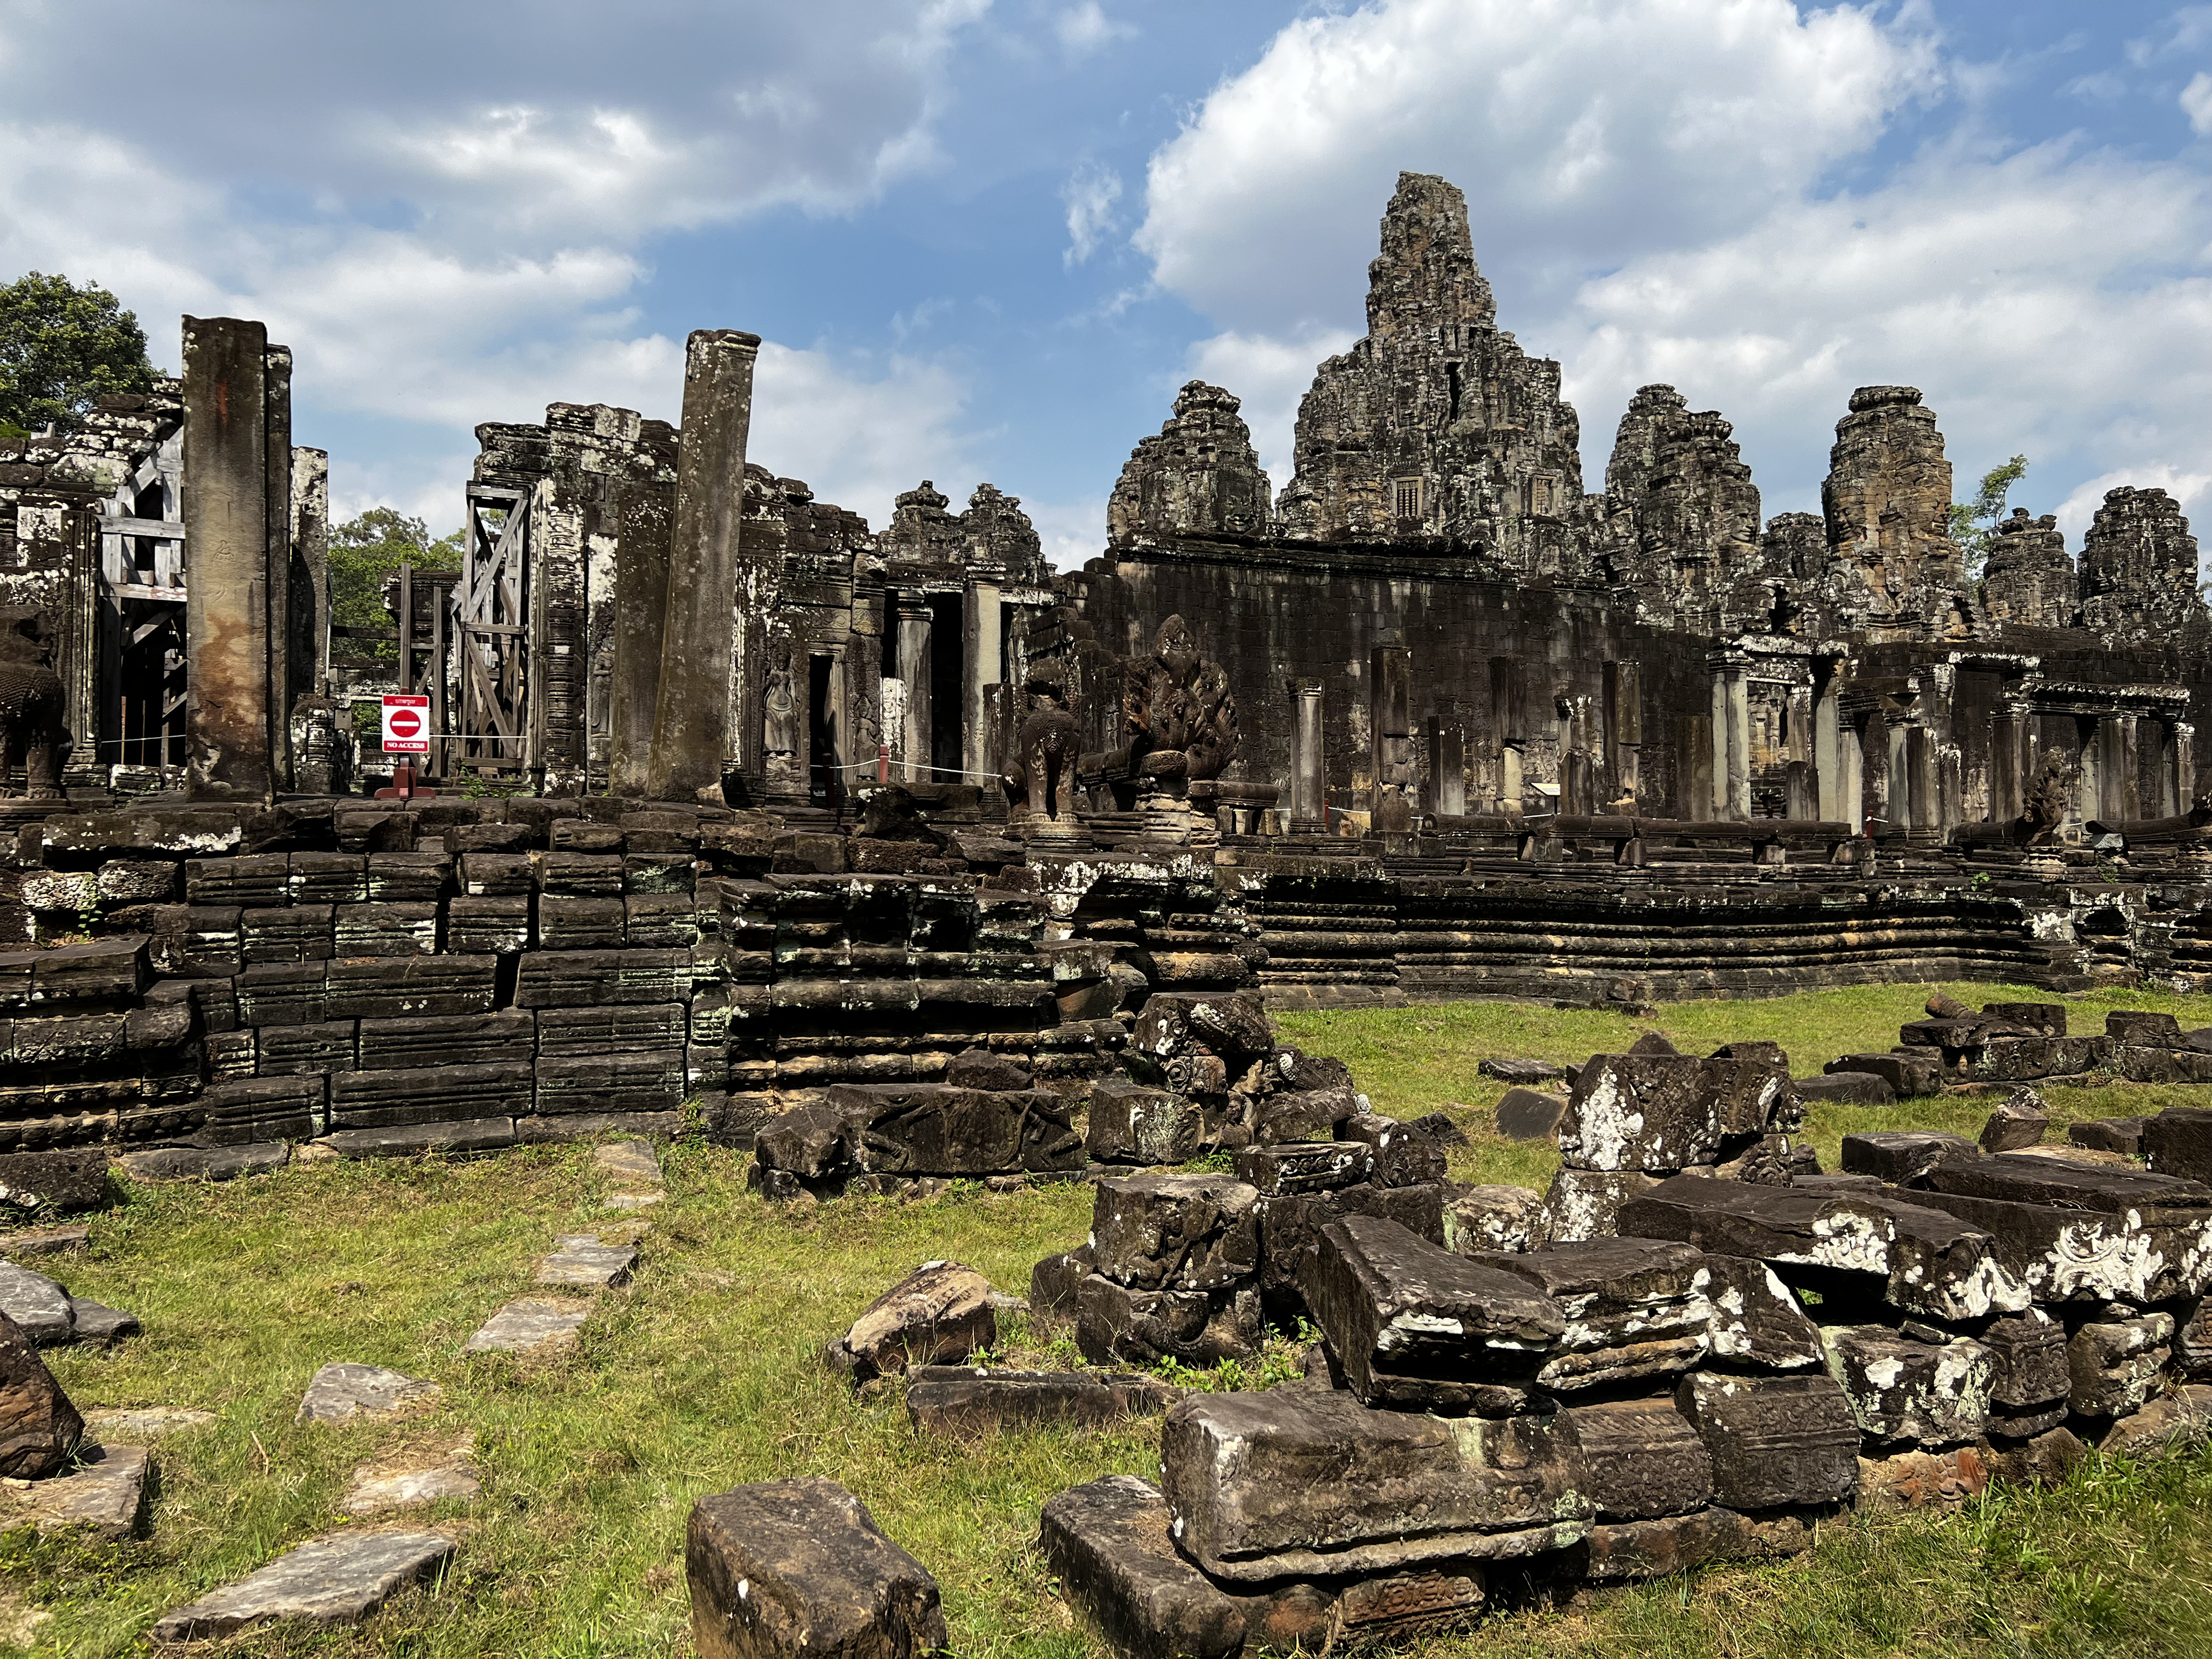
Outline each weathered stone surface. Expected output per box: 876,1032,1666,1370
2179,1294,2212,1381
0,1225,88,1258
1443,1185,1547,1256
1251,1087,1358,1145
2068,1311,2173,1417
1540,1168,1661,1244
83,1405,212,1439
1074,1274,1261,1367
1568,1395,1712,1520
1039,1475,1251,1659
1855,1443,1990,1512
1303,1214,1563,1411
1029,1246,1092,1317
1087,1079,1209,1166
1129,993,1272,1068
754,1102,857,1182
1256,1181,1449,1299
1160,1389,1592,1581
2097,1383,2212,1456
1494,1088,1566,1141
826,1261,995,1384
1339,1113,1448,1187
152,1530,457,1642
0,1441,147,1539
2078,485,2210,646
0,1311,81,1478
1479,1058,1563,1086
1819,1324,1993,1447
1576,1506,1778,1582
1699,1254,1823,1371
534,1235,636,1289
1480,1238,1710,1391
1674,1373,1860,1510
1793,1072,1897,1107
0,1262,74,1345
1981,1425,2084,1488
69,1298,138,1344
114,1141,290,1182
320,1119,516,1159
1826,1051,1940,1097
1837,1130,1978,1185
465,1298,589,1356
905,1366,1180,1436
0,1150,107,1214
1982,1308,2069,1432
942,1047,1032,1092
1558,1054,1792,1173
2144,1107,2212,1183
828,1083,1082,1177
1979,1088,2051,1153
687,1478,947,1659
1620,1175,2028,1321
1109,380,1276,545
2071,1117,2147,1155
340,1440,481,1515
1090,1174,1259,1292
1233,1140,1371,1196
296,1363,440,1425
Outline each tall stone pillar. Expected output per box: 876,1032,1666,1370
649,328,760,801
2176,723,2195,815
1990,711,2020,823
898,599,933,784
1838,717,1865,832
612,484,675,797
182,316,280,801
1813,675,1841,820
963,577,1001,781
1425,714,1466,817
262,345,294,789
2118,714,2142,821
1886,721,1910,830
1288,678,1324,826
1724,671,1751,820
1603,660,1642,808
289,447,330,705
1369,643,1415,830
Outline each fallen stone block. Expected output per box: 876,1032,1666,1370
2068,1310,2173,1417
2096,1383,2212,1457
113,1142,290,1183
2107,1009,2183,1045
1792,1072,1896,1107
1979,1088,2051,1154
82,1405,211,1439
1675,1372,1860,1510
1251,1086,1358,1146
2070,1117,2147,1155
1700,1255,1823,1371
1493,1088,1566,1142
320,1119,517,1159
1129,993,1272,1068
1339,1114,1447,1187
1407,1110,1469,1148
829,1083,1083,1177
1159,1389,1592,1581
152,1530,456,1642
1039,1474,1253,1659
1087,1079,1211,1166
1479,1057,1562,1085
0,1225,88,1258
905,1366,1180,1436
340,1439,481,1515
1568,1395,1712,1519
1825,1052,1939,1097
0,1310,82,1478
1478,1238,1710,1392
1442,1185,1546,1255
534,1235,636,1290
296,1363,440,1425
0,1262,74,1345
1303,1215,1563,1411
1819,1324,1994,1447
1619,1175,2029,1321
1981,1425,2084,1488
1540,1168,1661,1244
754,1102,858,1184
68,1298,138,1345
1029,1246,1092,1317
1576,1506,1773,1582
464,1298,588,1356
1233,1141,1371,1196
1256,1181,1450,1303
2179,1295,2212,1381
1559,1053,1793,1173
825,1261,995,1385
1091,1174,1260,1292
0,1150,107,1214
1837,1130,1978,1185
2143,1107,2212,1183
1855,1443,1990,1512
0,1441,147,1539
687,1477,947,1659
1074,1275,1261,1368
1982,1309,2069,1436
592,1138,664,1189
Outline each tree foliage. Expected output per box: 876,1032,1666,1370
1950,453,2030,577
0,272,158,437
330,507,463,658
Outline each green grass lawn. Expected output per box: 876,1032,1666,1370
19,982,2212,1657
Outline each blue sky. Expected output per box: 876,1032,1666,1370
1,1,2204,564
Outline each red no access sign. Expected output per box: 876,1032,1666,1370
382,693,430,754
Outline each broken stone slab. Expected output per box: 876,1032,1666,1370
1700,1254,1823,1371
0,1262,75,1346
1618,1175,2029,1322
83,1406,212,1439
1029,1247,1092,1317
1981,1425,2085,1488
151,1530,457,1642
115,1141,292,1182
1838,1130,1978,1186
1493,1088,1566,1142
1302,1215,1563,1412
1159,1389,1592,1582
296,1363,440,1425
1251,1086,1359,1146
1574,1505,1806,1582
1539,1168,1660,1244
1478,1058,1562,1085
1090,1173,1260,1292
1407,1110,1470,1148
592,1138,663,1190
534,1235,637,1290
754,1101,857,1183
2180,1294,2212,1381
1074,1275,1262,1368
1855,1443,1990,1512
1039,1474,1253,1659
0,1442,148,1540
1477,1238,1711,1391
464,1298,588,1356
943,1047,1032,1091
1979,1088,2051,1154
825,1260,995,1385
0,1225,88,1258
1897,1153,2212,1305
904,1366,1181,1435
1443,1185,1547,1256
1818,1324,1994,1447
1339,1114,1447,1188
827,1083,1083,1177
1627,1032,1679,1057
0,1311,82,1479
1233,1140,1371,1196
68,1298,139,1345
2107,1009,2184,1045
1825,1052,1940,1097
1982,1309,2069,1434
1087,1078,1211,1166
2068,1310,2173,1417
0,1150,108,1214
319,1119,517,1160
340,1440,480,1515
1674,1372,1861,1510
2143,1107,2212,1183
686,1477,948,1659
1568,1395,1713,1520
1558,1053,1794,1173
1792,1072,1897,1107
1129,993,1273,1070
2070,1117,2147,1155
2096,1382,2212,1457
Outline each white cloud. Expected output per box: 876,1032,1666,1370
1185,326,1359,487
2184,70,2212,135
1024,496,1109,568
1062,163,1124,266
2057,466,2212,551
1057,2,1134,56
749,342,980,527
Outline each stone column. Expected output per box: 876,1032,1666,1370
1604,660,1642,808
1426,714,1466,817
1501,741,1526,817
611,484,674,797
261,345,294,789
1887,721,1911,830
1724,670,1751,820
1369,643,1414,830
963,577,1001,781
182,316,277,801
898,598,933,784
2100,716,2131,822
1838,717,1865,832
650,328,760,801
1287,677,1324,826
289,447,330,706
2119,714,2142,821
1813,674,1841,820
1989,710,2020,823
2177,723,2195,815
1708,672,1728,818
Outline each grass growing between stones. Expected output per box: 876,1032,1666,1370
14,979,2212,1656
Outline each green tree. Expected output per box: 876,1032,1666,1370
0,272,157,437
330,507,463,660
1950,453,2030,578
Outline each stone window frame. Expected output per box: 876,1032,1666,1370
1392,476,1425,521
